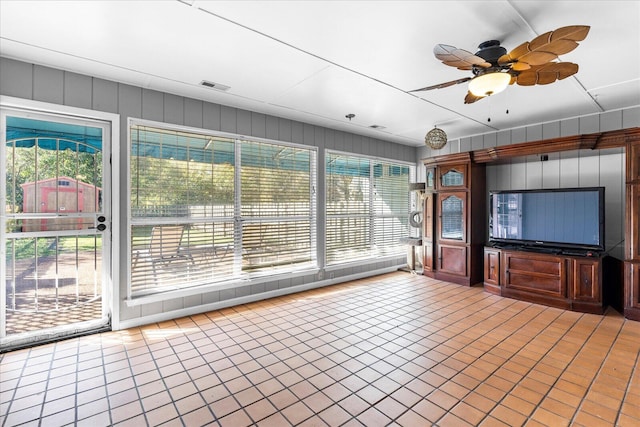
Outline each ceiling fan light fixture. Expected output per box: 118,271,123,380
425,127,448,150
468,72,511,97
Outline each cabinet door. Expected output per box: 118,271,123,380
483,248,501,294
484,249,500,285
438,244,467,276
438,192,466,242
572,258,600,302
437,163,467,190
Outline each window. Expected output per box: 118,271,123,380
326,152,412,265
129,123,316,297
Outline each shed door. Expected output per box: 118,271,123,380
1,109,111,350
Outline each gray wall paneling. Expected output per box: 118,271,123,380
0,57,412,328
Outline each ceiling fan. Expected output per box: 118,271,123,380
411,25,590,104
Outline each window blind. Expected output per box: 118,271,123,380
129,124,316,296
326,153,410,265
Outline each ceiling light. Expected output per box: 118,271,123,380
425,127,447,150
468,72,511,97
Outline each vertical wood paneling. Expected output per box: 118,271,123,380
342,132,353,152
184,98,203,129
543,122,561,140
164,93,184,125
579,115,600,134
495,163,511,190
266,116,279,140
0,58,33,99
599,150,625,255
351,134,361,154
118,84,142,120
303,123,314,146
512,128,526,144
278,119,292,142
578,152,600,187
314,127,325,149
64,72,92,109
511,160,527,189
251,113,267,138
220,105,237,133
623,106,640,128
525,155,543,188
471,135,483,151
483,133,497,149
559,150,580,187
93,78,118,113
33,65,63,104
203,102,221,131
560,118,579,136
600,110,623,132
291,121,303,143
460,137,472,152
236,109,251,136
541,153,560,188
141,89,163,121
497,130,511,146
526,124,543,142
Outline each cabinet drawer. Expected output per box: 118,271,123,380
503,252,567,298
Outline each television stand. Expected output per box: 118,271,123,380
483,246,617,314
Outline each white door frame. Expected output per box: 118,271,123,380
0,96,121,347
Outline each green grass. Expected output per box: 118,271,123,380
7,236,101,260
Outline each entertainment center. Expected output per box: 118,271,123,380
422,127,640,319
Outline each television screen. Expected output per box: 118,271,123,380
489,187,605,252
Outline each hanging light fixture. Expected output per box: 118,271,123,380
468,71,511,97
425,126,447,150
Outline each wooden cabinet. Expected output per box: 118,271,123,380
423,153,485,286
485,247,605,314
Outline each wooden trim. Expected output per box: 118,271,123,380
461,127,640,164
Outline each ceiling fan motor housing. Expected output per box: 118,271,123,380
472,40,508,76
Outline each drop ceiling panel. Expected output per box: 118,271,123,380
1,0,638,147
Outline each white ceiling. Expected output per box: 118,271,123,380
1,1,639,147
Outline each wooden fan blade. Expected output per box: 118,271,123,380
434,44,491,70
515,62,579,86
550,25,590,42
411,77,471,92
502,25,590,67
511,61,531,71
517,51,558,66
501,42,530,64
464,91,485,104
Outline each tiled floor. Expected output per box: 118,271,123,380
1,271,639,426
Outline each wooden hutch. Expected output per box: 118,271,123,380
422,127,640,319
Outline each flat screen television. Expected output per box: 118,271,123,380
489,187,605,253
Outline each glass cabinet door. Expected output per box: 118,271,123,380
438,164,467,189
439,192,465,241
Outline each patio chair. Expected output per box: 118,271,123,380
132,225,192,279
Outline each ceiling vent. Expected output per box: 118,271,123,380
369,125,386,130
199,80,231,92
